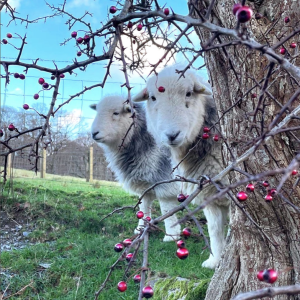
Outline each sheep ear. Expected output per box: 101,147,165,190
123,103,132,113
192,75,212,95
90,104,97,110
133,88,149,102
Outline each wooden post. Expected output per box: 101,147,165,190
86,146,93,182
41,148,46,178
6,153,12,178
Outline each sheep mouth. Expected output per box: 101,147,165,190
94,137,106,143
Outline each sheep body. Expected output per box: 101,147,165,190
133,65,230,268
91,95,181,241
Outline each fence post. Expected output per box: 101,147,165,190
41,148,46,178
6,153,12,178
86,146,93,182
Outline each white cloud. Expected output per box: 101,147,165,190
57,109,82,127
12,87,22,94
7,0,21,10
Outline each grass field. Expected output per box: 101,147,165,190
0,170,213,299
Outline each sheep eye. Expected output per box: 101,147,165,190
186,92,192,97
113,112,119,116
151,96,156,101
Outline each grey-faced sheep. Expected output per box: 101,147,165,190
133,65,230,269
90,95,181,242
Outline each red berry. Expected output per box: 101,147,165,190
127,22,133,29
77,51,82,57
14,73,19,78
265,194,273,202
6,33,12,38
236,6,253,23
133,274,141,283
0,129,3,137
145,216,151,222
232,3,242,15
164,8,170,16
176,240,185,248
213,134,219,142
290,43,297,49
117,281,127,292
38,78,45,85
33,93,39,100
263,269,278,283
19,74,25,80
8,123,15,131
51,75,55,80
83,35,90,43
76,37,83,44
60,74,65,78
110,6,117,14
257,270,264,281
246,183,255,192
126,253,133,262
158,86,165,92
176,247,189,259
268,189,277,196
137,24,143,31
280,48,286,55
182,227,191,237
202,133,209,139
291,170,298,176
203,127,210,133
262,181,269,187
236,191,248,201
71,31,77,38
2,39,8,44
284,16,290,23
136,211,144,219
114,243,124,252
23,104,29,110
177,193,186,203
142,286,154,298
251,93,257,98
123,238,132,247
43,82,49,89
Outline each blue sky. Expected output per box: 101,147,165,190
1,0,205,130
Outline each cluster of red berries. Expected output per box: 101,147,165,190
2,33,13,44
257,269,278,283
232,4,253,23
117,281,153,297
236,171,298,202
175,228,192,259
13,73,25,80
202,127,219,142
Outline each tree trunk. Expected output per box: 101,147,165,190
189,0,300,299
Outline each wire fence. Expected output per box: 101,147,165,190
0,147,115,182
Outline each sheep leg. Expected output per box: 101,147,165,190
159,198,181,242
134,194,154,235
202,204,227,269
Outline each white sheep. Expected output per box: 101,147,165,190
133,65,230,269
90,95,181,242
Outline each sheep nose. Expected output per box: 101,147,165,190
166,131,181,142
92,131,99,140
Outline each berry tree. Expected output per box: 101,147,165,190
1,0,300,299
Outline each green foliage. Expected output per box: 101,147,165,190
1,177,213,299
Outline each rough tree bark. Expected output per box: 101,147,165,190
189,0,300,299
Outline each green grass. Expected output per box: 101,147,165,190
0,174,213,299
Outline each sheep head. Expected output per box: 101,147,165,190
133,66,213,149
91,95,133,147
